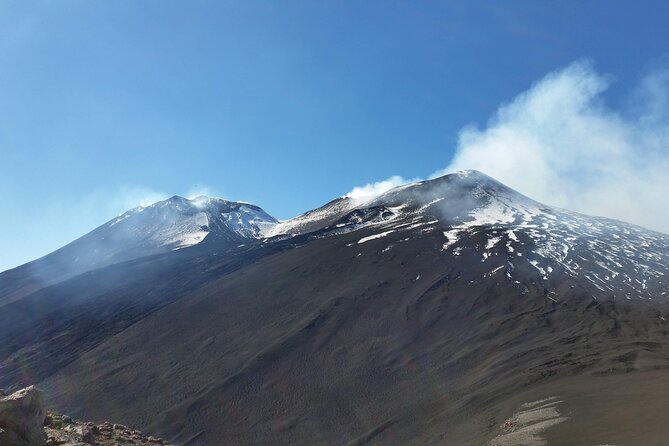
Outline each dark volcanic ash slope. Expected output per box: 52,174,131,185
2,171,669,446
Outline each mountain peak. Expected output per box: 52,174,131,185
422,169,509,191
115,194,277,244
151,194,225,208
21,195,278,280
361,169,534,219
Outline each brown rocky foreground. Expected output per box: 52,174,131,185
1,387,171,446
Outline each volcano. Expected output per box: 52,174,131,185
1,170,668,445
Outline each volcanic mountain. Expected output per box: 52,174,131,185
1,170,668,445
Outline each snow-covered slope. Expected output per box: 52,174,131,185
265,197,357,237
21,196,276,280
72,195,276,266
43,171,666,302
107,195,276,249
266,170,669,301
265,170,528,238
425,171,668,300
3,170,666,308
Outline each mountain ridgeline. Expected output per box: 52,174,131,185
1,170,669,446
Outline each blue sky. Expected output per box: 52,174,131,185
2,1,669,271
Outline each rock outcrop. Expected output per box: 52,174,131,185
0,386,171,446
0,386,46,446
44,415,172,446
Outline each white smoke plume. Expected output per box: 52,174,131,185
351,61,669,234
346,175,413,203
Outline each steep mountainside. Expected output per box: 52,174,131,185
1,171,668,445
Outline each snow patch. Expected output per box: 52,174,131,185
358,230,395,244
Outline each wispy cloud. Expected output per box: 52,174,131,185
350,60,669,234
114,187,169,211
185,184,220,200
